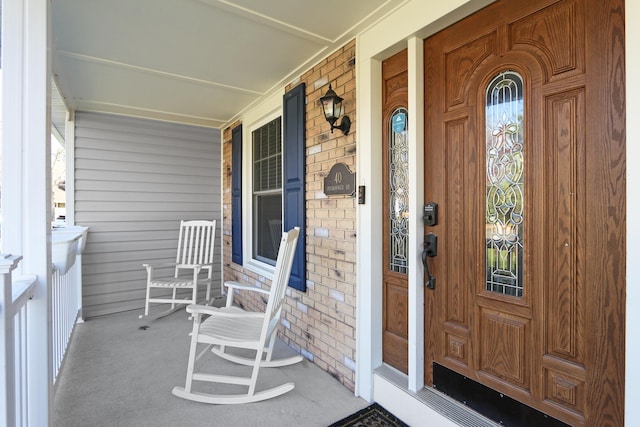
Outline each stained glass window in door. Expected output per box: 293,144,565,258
485,72,524,297
389,108,409,274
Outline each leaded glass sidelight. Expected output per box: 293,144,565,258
389,108,409,274
485,72,524,297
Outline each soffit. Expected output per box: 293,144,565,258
52,0,398,128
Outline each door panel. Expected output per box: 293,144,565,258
423,0,625,425
382,49,409,374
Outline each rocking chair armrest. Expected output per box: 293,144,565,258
143,262,176,267
143,262,177,272
223,281,270,296
176,263,213,269
185,304,264,319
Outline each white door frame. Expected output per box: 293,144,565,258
355,1,639,426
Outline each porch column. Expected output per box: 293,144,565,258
1,0,53,425
64,111,77,226
355,51,384,401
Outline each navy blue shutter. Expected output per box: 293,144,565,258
231,125,243,265
283,83,306,291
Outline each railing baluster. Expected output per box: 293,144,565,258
51,253,83,383
1,255,36,427
2,248,84,426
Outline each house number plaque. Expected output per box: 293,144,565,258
324,162,355,196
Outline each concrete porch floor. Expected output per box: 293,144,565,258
53,307,369,427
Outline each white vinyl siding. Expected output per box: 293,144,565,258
74,112,221,318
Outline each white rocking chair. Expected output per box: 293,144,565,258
141,220,217,319
172,226,302,404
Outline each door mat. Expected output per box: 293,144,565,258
328,403,408,427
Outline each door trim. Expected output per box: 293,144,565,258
356,0,637,426
355,0,499,402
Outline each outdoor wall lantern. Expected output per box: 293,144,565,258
320,84,351,135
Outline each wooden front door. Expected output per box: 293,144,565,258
382,49,409,373
423,0,625,426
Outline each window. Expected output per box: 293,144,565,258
485,71,524,297
388,108,409,274
235,84,306,291
252,117,282,265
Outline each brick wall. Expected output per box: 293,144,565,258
222,39,358,391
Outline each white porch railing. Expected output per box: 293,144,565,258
1,228,86,426
52,252,84,382
1,255,37,426
51,225,88,383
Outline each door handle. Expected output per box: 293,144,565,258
422,233,437,290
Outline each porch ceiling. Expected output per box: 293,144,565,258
52,0,397,129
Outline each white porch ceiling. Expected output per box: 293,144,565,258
52,0,399,129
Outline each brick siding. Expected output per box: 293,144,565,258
222,39,358,391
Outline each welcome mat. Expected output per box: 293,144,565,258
329,403,408,427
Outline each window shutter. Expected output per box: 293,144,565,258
283,83,306,291
231,125,243,265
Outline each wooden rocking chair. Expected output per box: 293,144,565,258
141,220,217,319
172,227,302,404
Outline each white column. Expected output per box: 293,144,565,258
1,0,53,425
65,111,76,226
407,36,425,392
2,0,27,259
355,47,383,400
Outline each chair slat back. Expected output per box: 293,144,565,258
263,227,300,338
176,220,217,265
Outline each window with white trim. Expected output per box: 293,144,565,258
233,83,306,291
252,116,282,265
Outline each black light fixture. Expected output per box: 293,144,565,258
320,84,351,135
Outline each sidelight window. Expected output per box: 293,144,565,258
485,71,524,297
388,108,409,274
